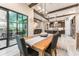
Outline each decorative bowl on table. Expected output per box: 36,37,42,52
40,32,48,37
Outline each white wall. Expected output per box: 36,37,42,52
34,12,47,21
65,15,75,36
0,3,34,36
76,14,79,33
34,12,48,32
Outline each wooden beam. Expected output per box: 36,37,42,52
34,18,42,22
48,13,76,19
34,10,49,21
29,3,38,8
48,4,78,14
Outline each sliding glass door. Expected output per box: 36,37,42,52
9,11,17,46
22,15,28,36
18,14,23,36
0,6,28,49
0,9,7,49
8,11,28,46
17,14,28,36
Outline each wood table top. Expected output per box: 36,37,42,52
24,35,53,56
32,36,53,51
24,35,53,52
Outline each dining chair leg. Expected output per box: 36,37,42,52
51,48,57,56
54,48,57,56
20,52,22,56
51,49,55,56
20,51,24,56
20,52,23,56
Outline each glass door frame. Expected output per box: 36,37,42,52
17,14,28,37
8,11,28,46
0,6,28,50
0,7,8,50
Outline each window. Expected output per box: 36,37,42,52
0,7,28,50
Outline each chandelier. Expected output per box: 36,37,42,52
42,3,48,17
38,3,48,18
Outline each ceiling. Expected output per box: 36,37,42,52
33,3,76,13
46,3,76,12
26,3,31,5
27,3,77,22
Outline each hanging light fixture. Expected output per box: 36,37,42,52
44,3,48,17
37,3,48,18
40,3,48,18
43,3,48,17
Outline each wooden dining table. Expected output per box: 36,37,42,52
24,35,53,56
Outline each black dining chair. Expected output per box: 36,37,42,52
46,31,60,56
16,35,38,56
16,35,29,56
